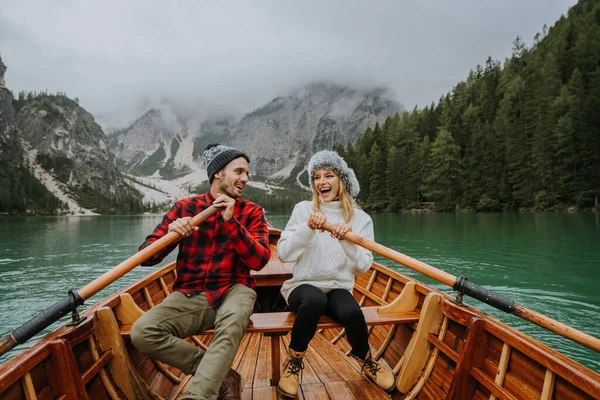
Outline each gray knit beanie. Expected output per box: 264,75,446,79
203,143,250,183
308,150,360,198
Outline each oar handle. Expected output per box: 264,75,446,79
321,221,600,354
79,205,218,300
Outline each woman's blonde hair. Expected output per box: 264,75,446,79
311,169,357,222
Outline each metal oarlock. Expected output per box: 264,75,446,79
66,289,85,326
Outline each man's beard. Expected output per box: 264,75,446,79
219,180,242,198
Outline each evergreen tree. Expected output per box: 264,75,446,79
385,146,407,211
424,130,460,211
368,142,387,210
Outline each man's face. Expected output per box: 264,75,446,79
214,157,249,198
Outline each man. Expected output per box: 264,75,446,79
131,143,271,400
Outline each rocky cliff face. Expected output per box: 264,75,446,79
0,56,64,214
0,57,13,146
14,94,142,212
0,57,5,88
229,83,403,181
108,107,236,180
109,82,403,187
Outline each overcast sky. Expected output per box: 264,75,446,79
0,0,576,130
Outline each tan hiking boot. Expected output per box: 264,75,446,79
218,368,243,400
352,351,396,393
277,348,305,398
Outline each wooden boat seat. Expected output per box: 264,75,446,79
116,291,420,387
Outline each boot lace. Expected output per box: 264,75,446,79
363,357,383,376
286,355,304,377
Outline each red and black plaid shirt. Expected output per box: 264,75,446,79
139,192,271,307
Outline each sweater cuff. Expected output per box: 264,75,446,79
296,222,316,243
339,239,360,260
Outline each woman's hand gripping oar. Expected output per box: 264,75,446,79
0,206,218,358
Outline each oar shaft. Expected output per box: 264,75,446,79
79,206,218,300
513,304,600,353
0,205,219,358
321,221,456,287
322,221,600,354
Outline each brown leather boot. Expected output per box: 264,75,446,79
277,348,305,398
218,368,243,400
352,351,396,393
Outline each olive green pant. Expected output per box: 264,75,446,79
130,284,256,400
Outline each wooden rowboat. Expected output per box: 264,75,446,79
0,224,599,399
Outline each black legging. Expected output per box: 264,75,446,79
287,284,369,359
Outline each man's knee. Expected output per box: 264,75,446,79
130,314,162,353
226,285,257,313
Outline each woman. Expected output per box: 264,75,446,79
276,150,395,398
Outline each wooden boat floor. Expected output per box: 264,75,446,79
174,332,391,400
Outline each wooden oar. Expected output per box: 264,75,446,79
321,221,600,354
0,206,218,358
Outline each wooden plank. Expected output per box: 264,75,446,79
506,348,546,395
240,388,252,400
373,324,397,360
427,335,458,363
47,340,88,400
314,335,391,400
237,333,261,390
378,281,419,314
324,381,358,399
22,373,36,400
395,293,443,394
403,316,450,400
0,346,52,393
115,293,145,328
302,339,344,383
94,307,147,400
82,349,113,385
231,333,252,369
365,269,378,291
252,334,272,388
489,343,511,400
381,277,393,302
143,286,155,308
540,369,555,400
88,336,121,400
251,386,278,399
299,383,329,400
471,368,518,400
113,308,420,340
446,318,490,400
266,334,281,386
150,359,181,384
241,308,419,334
37,386,54,400
346,380,387,400
158,277,171,295
354,285,386,305
308,335,363,382
167,375,192,400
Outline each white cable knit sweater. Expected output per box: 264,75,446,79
278,200,374,302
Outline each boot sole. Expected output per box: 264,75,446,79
277,386,298,399
363,373,396,394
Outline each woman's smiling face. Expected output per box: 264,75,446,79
313,168,340,202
